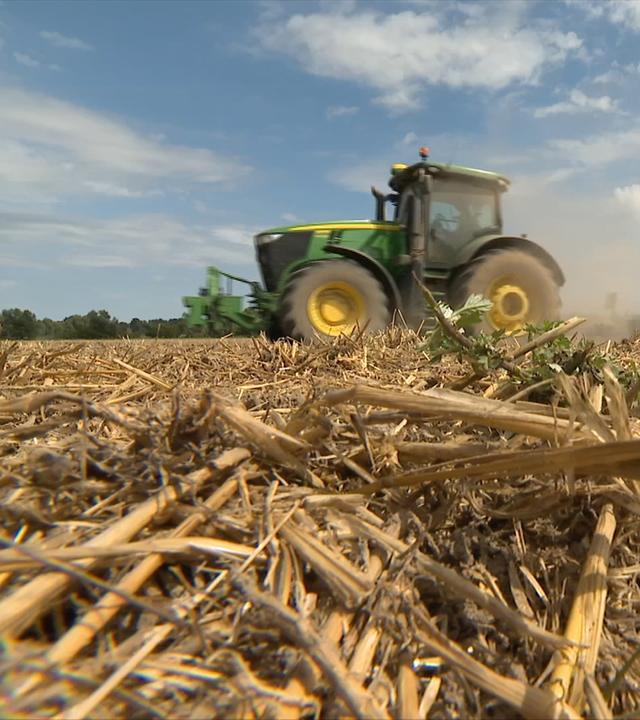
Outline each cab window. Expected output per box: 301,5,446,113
430,179,498,244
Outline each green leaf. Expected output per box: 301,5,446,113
449,294,493,329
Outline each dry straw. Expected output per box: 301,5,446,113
0,331,639,718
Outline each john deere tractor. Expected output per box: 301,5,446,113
183,148,563,339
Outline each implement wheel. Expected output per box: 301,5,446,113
450,249,561,334
280,260,390,341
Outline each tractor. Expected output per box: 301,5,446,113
183,148,563,339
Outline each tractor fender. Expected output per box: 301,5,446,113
453,235,565,287
323,243,403,313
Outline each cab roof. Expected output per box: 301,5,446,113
389,161,510,192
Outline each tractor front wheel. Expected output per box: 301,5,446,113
280,260,390,341
450,249,561,334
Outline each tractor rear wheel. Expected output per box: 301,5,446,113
280,260,390,341
450,249,561,334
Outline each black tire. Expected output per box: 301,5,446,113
449,249,561,334
280,260,390,341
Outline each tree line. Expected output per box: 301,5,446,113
0,308,206,340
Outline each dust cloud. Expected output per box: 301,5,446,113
505,183,640,341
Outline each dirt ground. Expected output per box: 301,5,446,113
0,332,639,719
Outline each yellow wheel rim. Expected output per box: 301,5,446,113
307,281,365,336
487,279,530,333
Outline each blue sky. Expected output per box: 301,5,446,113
1,0,640,320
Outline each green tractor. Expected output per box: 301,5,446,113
183,148,563,340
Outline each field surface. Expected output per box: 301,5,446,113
0,333,639,719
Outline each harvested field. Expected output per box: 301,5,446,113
1,329,640,719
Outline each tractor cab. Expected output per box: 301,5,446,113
369,148,512,327
373,148,510,266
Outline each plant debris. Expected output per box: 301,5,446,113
1,328,640,719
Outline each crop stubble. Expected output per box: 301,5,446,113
0,330,639,718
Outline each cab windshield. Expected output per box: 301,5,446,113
394,177,499,242
430,178,499,242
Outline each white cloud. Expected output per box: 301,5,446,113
401,131,419,146
0,211,260,270
83,181,163,198
326,105,359,119
258,6,582,110
592,62,640,84
507,167,579,198
608,0,640,30
0,86,250,205
281,212,298,222
257,0,288,22
65,254,134,268
593,70,621,84
329,130,493,193
14,52,40,68
0,140,62,194
40,30,93,50
534,89,620,118
614,184,640,214
548,126,640,166
192,200,209,214
570,0,640,31
330,159,392,193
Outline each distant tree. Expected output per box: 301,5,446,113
37,318,61,339
0,308,38,339
58,314,87,339
53,310,118,339
145,317,192,338
84,310,120,339
0,307,205,339
129,317,146,337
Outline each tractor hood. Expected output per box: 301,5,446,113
257,220,400,236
